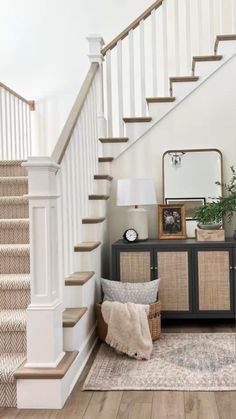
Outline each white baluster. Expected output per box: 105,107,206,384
232,0,236,32
151,10,158,95
185,0,191,72
128,30,135,115
208,0,215,53
197,0,203,54
162,0,168,95
173,0,180,75
117,40,124,136
140,19,146,114
105,50,113,136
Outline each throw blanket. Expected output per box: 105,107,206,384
101,301,153,360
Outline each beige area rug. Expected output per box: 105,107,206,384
83,333,236,391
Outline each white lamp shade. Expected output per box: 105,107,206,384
117,178,157,206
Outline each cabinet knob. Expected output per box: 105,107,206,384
150,267,154,271
230,266,233,270
155,267,158,270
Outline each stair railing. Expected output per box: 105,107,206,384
101,0,236,137
0,81,35,160
23,37,105,368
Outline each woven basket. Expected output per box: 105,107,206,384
96,300,161,341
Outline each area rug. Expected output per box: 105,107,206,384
83,333,236,391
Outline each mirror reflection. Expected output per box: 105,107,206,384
163,149,223,237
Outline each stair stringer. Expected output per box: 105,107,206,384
106,44,236,160
108,52,236,247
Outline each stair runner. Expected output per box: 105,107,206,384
0,161,29,407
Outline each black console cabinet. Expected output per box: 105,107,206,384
112,239,236,320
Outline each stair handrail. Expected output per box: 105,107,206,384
101,0,163,55
51,62,99,164
0,81,35,111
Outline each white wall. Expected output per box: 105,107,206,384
0,0,153,155
108,54,236,252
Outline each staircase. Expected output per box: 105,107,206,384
0,161,29,407
0,0,236,410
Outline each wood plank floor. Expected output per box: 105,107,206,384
0,321,235,419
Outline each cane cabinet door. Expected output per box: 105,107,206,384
156,250,192,312
116,250,153,282
195,249,234,313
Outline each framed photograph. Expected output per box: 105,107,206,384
165,197,206,220
158,204,186,239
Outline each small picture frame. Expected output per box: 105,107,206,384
165,197,206,220
158,204,186,239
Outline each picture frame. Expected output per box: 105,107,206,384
165,197,206,220
158,204,186,239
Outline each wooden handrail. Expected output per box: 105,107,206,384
0,81,35,110
51,62,99,164
101,0,163,55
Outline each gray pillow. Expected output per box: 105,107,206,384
101,278,160,305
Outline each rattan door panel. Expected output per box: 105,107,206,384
197,251,231,311
119,251,151,282
157,251,189,311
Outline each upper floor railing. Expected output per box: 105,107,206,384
0,81,35,160
101,0,236,136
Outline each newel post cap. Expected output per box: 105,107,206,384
87,34,105,63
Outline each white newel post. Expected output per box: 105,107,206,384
87,34,107,138
22,157,65,368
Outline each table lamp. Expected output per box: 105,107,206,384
117,178,157,240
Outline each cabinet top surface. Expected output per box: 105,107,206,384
113,238,236,248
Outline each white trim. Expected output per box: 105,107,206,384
27,299,62,311
24,351,65,369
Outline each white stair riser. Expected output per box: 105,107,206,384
0,289,30,309
17,328,97,409
98,162,112,174
124,122,151,142
148,102,175,120
64,274,96,308
171,80,201,100
93,179,111,195
63,309,95,351
74,247,102,275
82,222,106,241
217,41,236,57
88,200,107,217
101,143,127,158
194,60,225,79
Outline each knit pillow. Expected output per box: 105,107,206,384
101,278,160,305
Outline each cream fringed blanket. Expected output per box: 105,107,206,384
101,301,153,360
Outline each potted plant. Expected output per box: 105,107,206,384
193,166,236,230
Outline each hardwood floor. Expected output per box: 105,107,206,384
0,321,235,419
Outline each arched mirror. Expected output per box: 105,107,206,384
162,149,223,237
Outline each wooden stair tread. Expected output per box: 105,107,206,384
65,271,94,286
74,241,101,252
94,174,113,181
14,351,78,379
216,34,236,41
214,34,236,53
98,157,114,162
192,55,223,61
99,137,129,143
88,194,109,200
63,307,87,328
170,76,199,82
146,97,176,103
123,117,152,123
82,217,105,224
